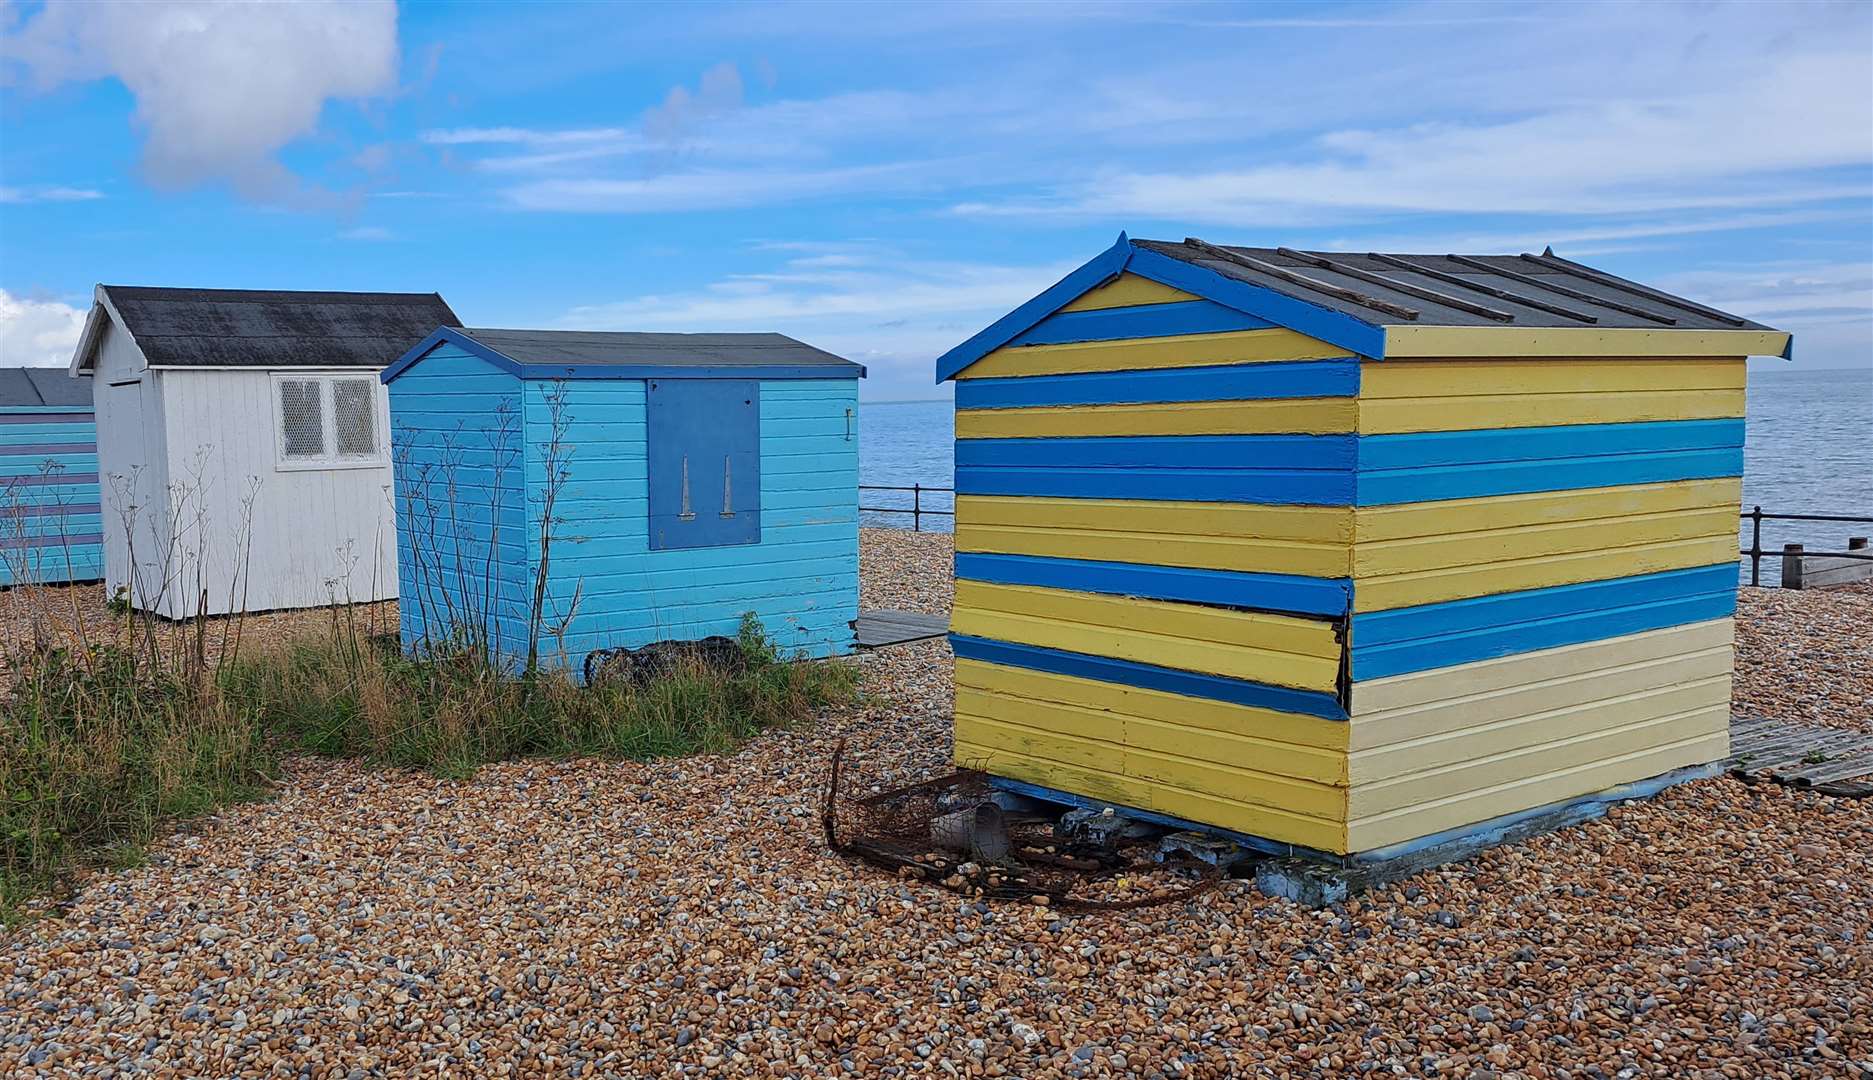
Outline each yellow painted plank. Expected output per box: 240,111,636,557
1352,478,1741,543
955,715,1347,819
1349,618,1734,719
957,523,1354,578
962,327,1347,379
1057,273,1200,312
1381,326,1787,360
1353,533,1739,612
958,579,1340,661
1347,676,1731,800
1360,358,1747,398
951,598,1342,691
955,682,1346,784
954,742,1348,853
957,658,1348,751
958,494,1352,543
1360,388,1745,433
1354,504,1740,581
1345,721,1729,851
956,397,1356,438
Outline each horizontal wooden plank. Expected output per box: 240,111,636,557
1380,326,1787,359
1057,273,1200,312
1353,477,1740,543
954,359,1359,410
1011,300,1274,346
1359,357,1747,398
955,552,1349,616
964,327,1351,379
1360,388,1746,433
950,635,1348,720
957,493,1351,543
1355,531,1739,612
956,397,1355,438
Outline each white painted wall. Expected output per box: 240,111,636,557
155,368,398,617
91,318,174,611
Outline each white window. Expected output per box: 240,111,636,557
273,374,385,469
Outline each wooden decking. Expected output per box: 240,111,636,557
1727,715,1873,797
855,609,949,648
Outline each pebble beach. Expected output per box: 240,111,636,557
4,528,1870,1077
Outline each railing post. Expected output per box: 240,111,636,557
912,484,922,533
1749,505,1763,587
1781,543,1804,590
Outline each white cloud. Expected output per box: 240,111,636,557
0,290,87,367
504,160,937,212
0,185,104,204
555,246,1077,397
337,226,397,241
1,1,399,201
642,61,743,145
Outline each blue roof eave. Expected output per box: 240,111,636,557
933,234,1387,382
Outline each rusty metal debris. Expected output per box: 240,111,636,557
822,739,1220,911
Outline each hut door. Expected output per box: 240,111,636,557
646,379,761,550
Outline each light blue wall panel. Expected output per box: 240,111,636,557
1,407,101,587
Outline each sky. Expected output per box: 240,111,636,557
1,0,1869,401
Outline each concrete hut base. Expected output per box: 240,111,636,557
990,763,1722,908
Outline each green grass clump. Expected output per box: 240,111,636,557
2,613,856,921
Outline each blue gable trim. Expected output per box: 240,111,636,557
934,233,1135,383
1122,248,1387,360
934,234,1390,383
381,327,508,383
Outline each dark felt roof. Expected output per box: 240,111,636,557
458,328,862,371
1137,239,1776,331
99,286,460,369
0,366,93,409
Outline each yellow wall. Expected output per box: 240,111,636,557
1359,357,1747,433
1056,272,1199,311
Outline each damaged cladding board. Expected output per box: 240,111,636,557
937,236,1789,861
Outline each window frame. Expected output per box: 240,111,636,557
270,371,390,472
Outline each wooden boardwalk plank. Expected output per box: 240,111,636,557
1726,713,1873,797
855,609,950,648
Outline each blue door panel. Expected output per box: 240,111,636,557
647,379,761,550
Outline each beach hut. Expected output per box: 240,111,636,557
0,366,99,586
934,235,1789,859
381,327,865,673
67,286,460,618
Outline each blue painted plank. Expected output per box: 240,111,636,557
1355,448,1745,505
0,441,95,457
1008,300,1274,346
0,411,92,425
1358,419,1744,471
950,635,1348,720
1350,564,1739,679
956,467,1354,506
955,552,1351,617
955,359,1359,410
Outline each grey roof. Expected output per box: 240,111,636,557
1138,239,1777,331
0,366,93,409
459,328,863,371
99,286,460,369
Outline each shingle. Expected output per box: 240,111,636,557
98,286,460,369
0,367,93,408
459,328,862,371
1139,240,1775,331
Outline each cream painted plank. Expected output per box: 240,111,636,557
1359,358,1747,398
1352,479,1741,543
1346,725,1729,851
1057,273,1201,312
1381,326,1785,359
1347,682,1731,814
1349,618,1735,718
1360,388,1746,433
1352,533,1740,612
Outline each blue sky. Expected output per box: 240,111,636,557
2,0,1869,400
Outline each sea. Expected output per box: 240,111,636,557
858,367,1873,585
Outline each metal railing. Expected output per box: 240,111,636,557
1740,506,1873,587
860,484,955,532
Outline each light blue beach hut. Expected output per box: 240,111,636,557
0,366,100,586
381,328,865,673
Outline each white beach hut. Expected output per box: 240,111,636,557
67,286,459,618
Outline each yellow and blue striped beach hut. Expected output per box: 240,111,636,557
935,235,1788,858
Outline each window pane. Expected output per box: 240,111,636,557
333,378,377,457
279,379,325,458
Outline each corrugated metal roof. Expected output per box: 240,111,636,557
1137,239,1776,331
459,328,863,371
0,366,94,408
98,286,460,369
